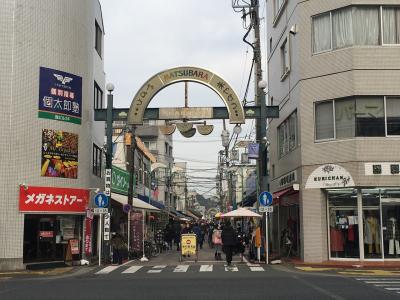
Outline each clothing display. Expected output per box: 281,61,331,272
384,217,400,255
364,215,381,254
330,227,344,252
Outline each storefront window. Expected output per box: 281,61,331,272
328,189,359,258
381,189,400,258
362,189,382,259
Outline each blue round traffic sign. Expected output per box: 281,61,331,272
94,193,109,208
259,191,273,206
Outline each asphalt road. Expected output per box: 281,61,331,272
1,263,400,300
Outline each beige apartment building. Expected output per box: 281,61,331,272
267,0,400,263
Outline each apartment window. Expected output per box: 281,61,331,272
315,101,334,140
335,98,355,139
315,97,394,141
92,144,102,177
312,6,381,54
94,81,103,109
386,97,400,135
355,97,385,137
144,141,157,151
312,12,332,53
274,0,286,18
280,37,290,79
95,21,102,57
278,111,297,158
382,7,400,44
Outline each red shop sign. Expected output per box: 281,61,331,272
19,186,89,213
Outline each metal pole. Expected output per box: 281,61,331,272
140,209,148,261
252,0,268,196
98,214,102,266
265,211,269,264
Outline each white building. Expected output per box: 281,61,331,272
0,0,105,270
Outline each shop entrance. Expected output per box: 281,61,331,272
23,214,82,263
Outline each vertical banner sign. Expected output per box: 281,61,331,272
84,209,94,256
103,212,110,241
41,129,78,179
105,169,112,196
38,67,82,124
248,143,260,159
130,210,143,251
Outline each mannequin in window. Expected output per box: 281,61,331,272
364,211,381,254
384,212,400,256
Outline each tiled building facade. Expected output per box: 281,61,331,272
267,0,400,262
0,0,105,270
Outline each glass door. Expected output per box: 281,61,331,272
381,195,400,259
362,189,382,259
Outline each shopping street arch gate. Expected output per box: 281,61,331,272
95,66,279,124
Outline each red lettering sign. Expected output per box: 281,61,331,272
19,186,89,213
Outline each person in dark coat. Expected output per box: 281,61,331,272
221,220,237,267
192,223,203,249
111,232,126,265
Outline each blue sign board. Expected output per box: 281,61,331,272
38,67,82,124
94,193,109,208
259,191,273,207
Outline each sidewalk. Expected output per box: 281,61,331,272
285,257,400,269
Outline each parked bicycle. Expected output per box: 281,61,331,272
144,240,159,258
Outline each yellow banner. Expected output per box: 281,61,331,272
181,234,197,256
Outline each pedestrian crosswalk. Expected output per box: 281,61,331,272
355,277,400,295
95,263,266,275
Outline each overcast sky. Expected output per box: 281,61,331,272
99,0,268,197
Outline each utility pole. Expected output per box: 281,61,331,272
252,0,268,200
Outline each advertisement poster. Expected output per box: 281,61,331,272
19,185,89,213
130,211,143,252
41,129,78,179
69,239,80,255
38,67,82,124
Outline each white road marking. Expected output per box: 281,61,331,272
385,288,400,291
153,265,166,269
225,266,238,272
122,266,143,274
95,265,121,275
173,265,189,273
148,270,162,273
199,265,213,272
365,281,400,284
356,278,400,281
147,265,166,273
250,266,265,272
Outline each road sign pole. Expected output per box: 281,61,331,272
98,213,102,266
265,211,269,265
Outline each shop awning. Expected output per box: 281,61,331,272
111,193,160,211
272,187,299,206
241,190,257,207
137,194,165,210
273,187,294,199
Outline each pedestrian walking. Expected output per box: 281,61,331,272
192,223,203,249
221,220,237,267
212,225,222,260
